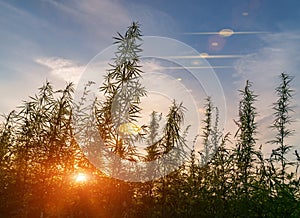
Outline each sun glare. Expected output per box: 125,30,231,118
118,123,141,135
75,173,88,183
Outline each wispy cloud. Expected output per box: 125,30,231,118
43,0,131,41
35,57,85,84
183,30,269,36
125,2,179,36
151,66,233,70
160,54,244,59
42,0,179,47
233,32,300,103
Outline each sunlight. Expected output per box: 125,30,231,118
75,173,88,183
118,123,141,135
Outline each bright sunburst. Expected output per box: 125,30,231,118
74,173,88,183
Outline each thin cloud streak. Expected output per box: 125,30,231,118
161,55,244,59
157,66,233,70
182,31,269,35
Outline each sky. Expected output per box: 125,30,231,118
1,0,300,160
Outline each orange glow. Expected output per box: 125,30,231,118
75,173,88,183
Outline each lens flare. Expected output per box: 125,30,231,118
219,29,234,37
118,123,141,135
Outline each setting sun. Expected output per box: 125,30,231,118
1,1,300,217
74,173,88,183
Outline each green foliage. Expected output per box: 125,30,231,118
96,22,146,159
0,82,90,217
200,97,222,166
233,80,259,197
145,111,162,161
269,72,295,183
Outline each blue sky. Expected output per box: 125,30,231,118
1,0,300,159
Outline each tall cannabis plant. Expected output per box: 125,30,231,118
269,72,295,183
96,22,146,159
234,80,258,198
200,97,222,166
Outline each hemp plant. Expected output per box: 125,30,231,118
96,22,146,160
269,73,295,184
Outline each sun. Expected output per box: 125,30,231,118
75,173,88,183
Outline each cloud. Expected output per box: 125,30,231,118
125,2,179,36
42,0,179,48
233,32,300,117
35,57,85,84
234,32,300,86
43,0,131,42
